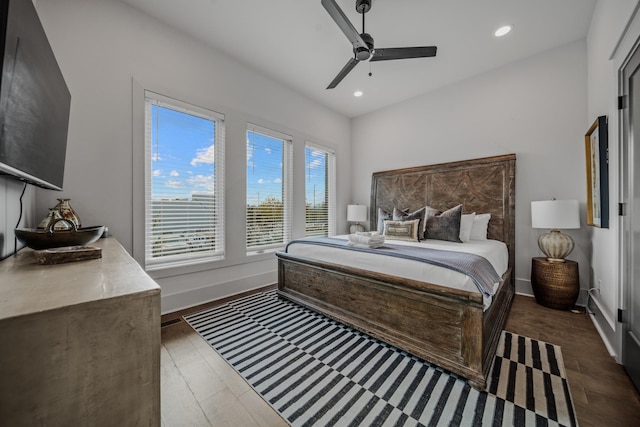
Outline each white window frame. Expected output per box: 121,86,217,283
305,142,336,237
246,123,293,254
144,90,225,270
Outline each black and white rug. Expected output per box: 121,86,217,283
184,290,578,427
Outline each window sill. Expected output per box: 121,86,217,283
246,246,284,257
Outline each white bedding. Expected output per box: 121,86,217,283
285,236,509,311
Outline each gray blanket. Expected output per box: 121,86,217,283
285,237,501,297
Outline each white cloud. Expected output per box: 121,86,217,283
265,148,272,154
257,178,264,184
153,169,162,177
274,178,282,183
308,159,322,169
166,180,183,189
191,145,215,166
170,170,179,177
187,174,215,192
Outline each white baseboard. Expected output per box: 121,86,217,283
160,270,277,314
515,277,533,297
589,312,618,360
587,294,619,361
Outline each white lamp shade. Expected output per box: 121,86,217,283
347,204,367,222
531,200,580,229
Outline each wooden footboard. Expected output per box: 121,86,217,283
277,251,514,390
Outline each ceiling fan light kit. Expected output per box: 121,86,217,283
322,0,438,89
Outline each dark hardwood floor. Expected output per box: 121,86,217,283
505,295,640,427
161,291,640,426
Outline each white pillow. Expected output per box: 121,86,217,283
469,213,491,240
459,213,476,242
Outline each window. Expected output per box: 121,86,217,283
305,143,336,237
246,124,292,253
144,91,225,269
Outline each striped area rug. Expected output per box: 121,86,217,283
184,290,577,427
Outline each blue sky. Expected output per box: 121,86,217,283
304,147,328,208
151,105,216,199
151,105,327,205
246,131,284,206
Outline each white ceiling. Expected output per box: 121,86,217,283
119,0,597,118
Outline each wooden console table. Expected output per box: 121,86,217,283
0,237,160,426
531,257,579,310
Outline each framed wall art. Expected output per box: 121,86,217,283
584,115,609,228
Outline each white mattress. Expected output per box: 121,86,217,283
285,236,509,310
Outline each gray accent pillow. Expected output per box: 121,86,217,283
393,207,426,240
377,208,392,233
424,204,463,242
423,205,440,231
383,219,420,242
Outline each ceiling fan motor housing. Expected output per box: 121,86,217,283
356,0,372,14
355,33,374,60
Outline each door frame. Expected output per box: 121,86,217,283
615,5,640,375
619,37,640,386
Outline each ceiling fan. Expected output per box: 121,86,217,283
322,0,437,89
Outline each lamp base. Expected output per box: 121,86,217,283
349,223,365,233
538,229,574,262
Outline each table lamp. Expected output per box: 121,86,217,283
347,204,367,233
531,199,580,262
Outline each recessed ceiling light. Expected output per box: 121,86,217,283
494,25,512,37
354,91,363,97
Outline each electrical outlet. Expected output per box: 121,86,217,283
598,279,602,289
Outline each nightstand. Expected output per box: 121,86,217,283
531,257,579,310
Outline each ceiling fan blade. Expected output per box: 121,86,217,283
371,46,437,61
321,0,367,50
327,57,360,89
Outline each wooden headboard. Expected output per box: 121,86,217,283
370,154,516,273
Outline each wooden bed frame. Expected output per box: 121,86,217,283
276,154,516,389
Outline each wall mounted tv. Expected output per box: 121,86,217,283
0,0,71,191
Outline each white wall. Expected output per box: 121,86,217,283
34,0,351,313
586,0,639,359
351,41,590,298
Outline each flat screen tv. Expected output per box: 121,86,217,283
0,0,71,191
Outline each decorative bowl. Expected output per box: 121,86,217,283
15,224,105,251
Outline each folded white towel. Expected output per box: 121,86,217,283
355,231,380,237
348,241,384,248
347,233,385,248
348,234,383,244
347,241,384,249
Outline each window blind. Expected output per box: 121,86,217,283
305,142,336,237
144,91,225,269
246,124,292,252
